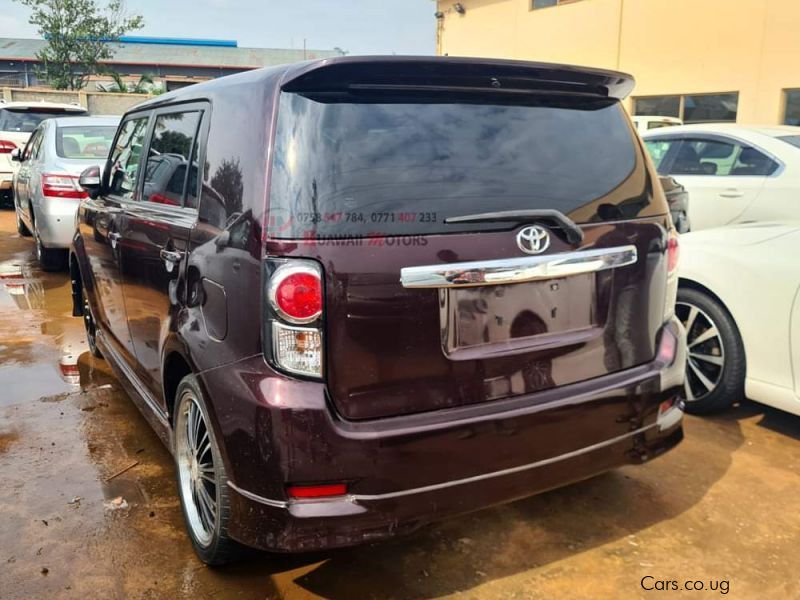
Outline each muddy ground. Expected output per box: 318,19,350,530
0,210,798,600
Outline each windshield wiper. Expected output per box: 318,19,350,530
445,209,584,245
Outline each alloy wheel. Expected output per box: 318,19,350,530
176,392,218,547
676,301,725,402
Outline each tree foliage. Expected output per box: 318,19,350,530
98,71,154,94
16,0,144,90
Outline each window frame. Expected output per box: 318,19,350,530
531,0,582,10
783,89,800,126
104,111,153,202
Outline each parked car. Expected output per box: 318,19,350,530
632,115,682,134
0,100,88,205
643,124,800,230
70,57,686,564
659,175,691,233
678,222,800,416
12,116,119,270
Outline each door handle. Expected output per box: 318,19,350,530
108,231,121,248
719,189,744,198
160,248,184,263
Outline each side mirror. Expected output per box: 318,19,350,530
10,148,21,162
78,165,102,199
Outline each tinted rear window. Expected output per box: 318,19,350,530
56,125,117,159
0,108,84,133
269,93,644,238
778,135,800,149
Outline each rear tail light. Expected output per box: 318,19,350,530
42,174,88,199
0,140,16,154
287,483,347,499
267,261,324,378
663,229,680,321
656,326,678,366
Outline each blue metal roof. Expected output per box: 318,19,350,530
116,36,238,48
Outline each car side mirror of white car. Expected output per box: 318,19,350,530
10,148,21,162
78,165,102,199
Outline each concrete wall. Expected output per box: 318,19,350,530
436,0,800,124
1,87,151,115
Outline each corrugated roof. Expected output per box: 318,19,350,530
0,37,344,69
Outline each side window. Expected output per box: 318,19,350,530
670,139,738,176
142,111,201,208
108,116,149,200
22,129,41,161
644,139,678,174
730,146,778,177
31,128,45,160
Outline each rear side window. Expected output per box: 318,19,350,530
661,138,778,177
108,116,149,200
269,93,645,238
56,125,116,159
142,111,201,207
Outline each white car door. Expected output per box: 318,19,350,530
647,136,772,231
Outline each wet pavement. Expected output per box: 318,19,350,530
0,209,798,600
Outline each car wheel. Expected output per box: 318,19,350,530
35,230,66,271
16,209,31,237
81,286,102,358
174,375,241,565
676,287,745,414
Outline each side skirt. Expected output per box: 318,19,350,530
97,329,175,453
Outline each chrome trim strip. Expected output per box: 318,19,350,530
226,423,657,508
400,245,638,289
227,482,289,508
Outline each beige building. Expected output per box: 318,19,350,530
435,0,800,125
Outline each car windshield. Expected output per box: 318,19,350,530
269,92,642,238
777,135,800,149
0,108,82,133
56,125,117,159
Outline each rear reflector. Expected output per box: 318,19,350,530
287,483,347,499
666,233,679,274
42,173,88,199
659,398,676,414
656,327,677,366
0,140,16,154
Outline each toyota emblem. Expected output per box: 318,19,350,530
517,226,550,255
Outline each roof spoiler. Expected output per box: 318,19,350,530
281,56,635,100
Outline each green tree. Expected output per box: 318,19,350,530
16,0,144,90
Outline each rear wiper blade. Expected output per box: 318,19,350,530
445,209,584,245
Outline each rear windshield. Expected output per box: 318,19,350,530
0,108,83,133
56,125,117,159
777,135,800,149
269,92,644,238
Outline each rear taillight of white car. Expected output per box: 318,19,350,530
0,140,17,154
663,228,680,321
266,260,324,378
41,174,88,199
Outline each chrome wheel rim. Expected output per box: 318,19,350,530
676,301,725,402
176,392,217,546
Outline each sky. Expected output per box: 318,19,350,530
0,0,436,55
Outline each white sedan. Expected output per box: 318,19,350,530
677,222,800,416
643,124,800,231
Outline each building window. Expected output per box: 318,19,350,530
531,0,581,9
633,93,739,123
633,96,681,118
784,90,800,126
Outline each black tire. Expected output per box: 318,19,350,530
676,287,745,415
81,286,103,358
16,209,31,236
173,375,241,565
35,230,66,271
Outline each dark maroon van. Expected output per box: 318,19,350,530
70,56,686,564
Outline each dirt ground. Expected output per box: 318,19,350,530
0,209,798,600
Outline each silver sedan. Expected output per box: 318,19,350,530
12,116,119,270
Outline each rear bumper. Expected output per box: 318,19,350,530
200,317,686,553
35,197,80,248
